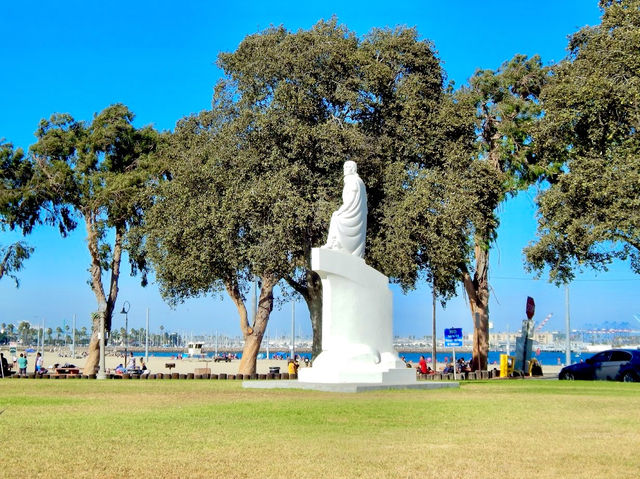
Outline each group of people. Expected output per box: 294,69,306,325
413,355,474,375
442,357,472,375
113,352,148,375
0,351,47,377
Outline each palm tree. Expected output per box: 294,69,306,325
55,326,63,346
29,326,38,346
80,326,88,346
17,321,31,345
6,323,15,341
159,325,165,347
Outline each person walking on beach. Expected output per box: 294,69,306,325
127,352,136,370
17,353,28,376
35,352,43,374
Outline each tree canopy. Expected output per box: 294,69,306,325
526,0,640,283
140,19,450,370
374,54,550,370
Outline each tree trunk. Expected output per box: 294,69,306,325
306,276,323,359
462,240,490,371
286,268,323,359
225,274,278,375
84,313,102,375
238,274,278,375
83,216,124,375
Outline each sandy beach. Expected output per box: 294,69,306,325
99,354,300,376
34,350,562,377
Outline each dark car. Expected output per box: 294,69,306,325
559,349,640,382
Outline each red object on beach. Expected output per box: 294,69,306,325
526,296,535,320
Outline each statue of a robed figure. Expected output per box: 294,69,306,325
298,161,416,385
322,160,367,258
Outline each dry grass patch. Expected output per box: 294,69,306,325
1,379,638,478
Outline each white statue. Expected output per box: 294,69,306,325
323,160,367,258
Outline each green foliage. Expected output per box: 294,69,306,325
142,110,284,303
0,241,33,287
462,54,549,192
29,104,158,250
30,104,159,232
1,141,42,232
144,20,449,306
372,54,547,301
526,0,640,283
1,141,35,285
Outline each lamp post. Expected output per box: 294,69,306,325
120,301,130,365
291,300,295,360
145,308,149,365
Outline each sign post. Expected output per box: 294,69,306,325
444,327,463,380
526,296,535,320
516,297,536,372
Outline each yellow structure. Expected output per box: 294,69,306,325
500,354,515,378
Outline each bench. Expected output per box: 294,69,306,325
214,357,231,363
55,367,80,375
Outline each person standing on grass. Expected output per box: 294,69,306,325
17,353,27,376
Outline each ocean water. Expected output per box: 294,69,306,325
132,349,590,367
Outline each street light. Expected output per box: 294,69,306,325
120,300,130,365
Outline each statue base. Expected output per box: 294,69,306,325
298,248,416,385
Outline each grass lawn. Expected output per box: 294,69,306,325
1,379,638,478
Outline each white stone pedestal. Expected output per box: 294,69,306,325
298,248,416,385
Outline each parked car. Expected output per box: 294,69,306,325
559,349,640,382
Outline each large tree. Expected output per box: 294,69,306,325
214,20,362,359
455,55,549,370
526,0,640,282
363,46,550,371
216,21,446,359
139,20,448,371
23,104,158,373
141,110,290,374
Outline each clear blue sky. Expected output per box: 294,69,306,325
1,1,638,339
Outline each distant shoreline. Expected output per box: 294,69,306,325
0,345,596,355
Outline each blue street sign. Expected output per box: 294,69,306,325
444,328,463,347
